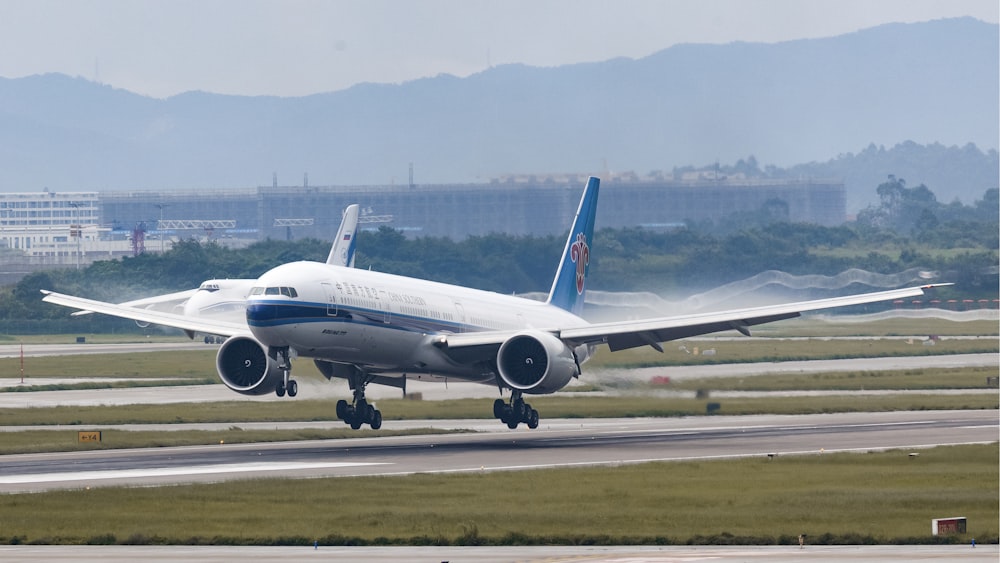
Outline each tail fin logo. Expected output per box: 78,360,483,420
570,233,590,295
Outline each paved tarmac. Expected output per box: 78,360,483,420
2,410,995,492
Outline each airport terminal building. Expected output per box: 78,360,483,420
0,175,845,269
98,175,845,240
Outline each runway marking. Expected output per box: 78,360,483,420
0,461,390,485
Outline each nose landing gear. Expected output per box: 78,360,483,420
272,346,298,398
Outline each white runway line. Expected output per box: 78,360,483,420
0,461,391,485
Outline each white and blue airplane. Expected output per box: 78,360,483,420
42,178,942,430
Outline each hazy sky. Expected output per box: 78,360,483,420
1,0,997,98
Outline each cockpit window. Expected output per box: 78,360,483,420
261,286,298,297
249,287,265,296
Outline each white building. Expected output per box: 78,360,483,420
0,191,104,259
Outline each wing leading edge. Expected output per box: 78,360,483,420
439,284,945,355
40,290,248,338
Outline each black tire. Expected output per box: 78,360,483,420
275,385,286,398
335,399,348,420
499,405,513,424
493,398,505,419
371,410,382,430
514,400,528,421
506,419,520,429
287,379,298,397
527,409,539,429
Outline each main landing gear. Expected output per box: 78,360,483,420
335,370,382,430
493,391,539,429
273,347,298,398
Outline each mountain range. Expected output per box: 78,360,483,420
0,17,996,211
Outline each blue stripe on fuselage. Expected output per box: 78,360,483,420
246,300,468,334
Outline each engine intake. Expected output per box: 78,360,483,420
216,336,284,395
496,331,578,394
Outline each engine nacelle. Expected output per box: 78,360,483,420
496,330,579,394
215,336,285,395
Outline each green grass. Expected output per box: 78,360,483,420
4,350,218,379
650,366,999,392
587,337,997,368
1,444,995,545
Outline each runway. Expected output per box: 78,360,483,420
1,410,995,493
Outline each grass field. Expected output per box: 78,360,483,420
585,336,997,368
1,443,995,546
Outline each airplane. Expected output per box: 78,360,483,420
41,177,944,430
71,204,361,331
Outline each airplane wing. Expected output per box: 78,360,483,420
70,288,198,317
440,284,945,354
41,290,248,338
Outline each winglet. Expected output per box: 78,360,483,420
546,177,600,315
327,204,360,267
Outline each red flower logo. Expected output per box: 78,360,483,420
570,233,589,295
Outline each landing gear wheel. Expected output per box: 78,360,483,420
341,406,355,426
527,409,539,429
493,399,506,419
493,392,540,430
287,379,298,397
335,369,385,430
499,405,513,425
275,384,286,398
511,399,525,421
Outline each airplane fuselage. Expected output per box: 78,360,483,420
245,261,590,380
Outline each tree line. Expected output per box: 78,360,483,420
0,183,995,333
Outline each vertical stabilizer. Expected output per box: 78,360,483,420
546,177,600,315
327,204,360,267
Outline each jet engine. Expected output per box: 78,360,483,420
215,336,285,395
496,330,578,394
